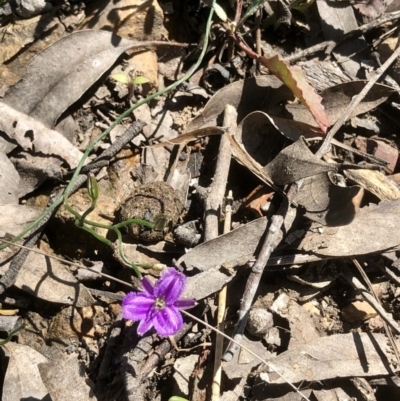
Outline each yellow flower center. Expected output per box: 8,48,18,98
155,297,166,310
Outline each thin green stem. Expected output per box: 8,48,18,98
0,325,24,347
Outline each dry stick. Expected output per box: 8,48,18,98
140,323,193,379
196,105,237,399
315,44,400,159
200,105,236,242
211,191,233,401
223,39,400,361
283,10,400,63
340,263,400,335
0,121,145,295
223,182,299,360
351,258,400,366
255,8,262,74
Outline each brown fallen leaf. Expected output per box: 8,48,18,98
263,137,338,185
295,172,364,226
186,76,293,131
344,169,400,200
242,186,275,218
367,139,399,173
259,54,330,133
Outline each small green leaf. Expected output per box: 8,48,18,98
110,73,130,85
293,0,315,12
87,173,99,202
132,75,150,85
213,2,228,22
153,214,170,231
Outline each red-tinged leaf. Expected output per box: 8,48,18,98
259,54,331,133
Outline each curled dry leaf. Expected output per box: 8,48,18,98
241,112,323,143
295,172,364,226
263,137,338,185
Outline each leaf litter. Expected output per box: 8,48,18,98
1,0,400,400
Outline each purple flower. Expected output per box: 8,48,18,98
122,267,196,337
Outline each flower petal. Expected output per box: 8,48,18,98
174,299,196,310
122,292,154,321
154,268,186,304
137,317,155,336
141,277,155,295
153,305,183,337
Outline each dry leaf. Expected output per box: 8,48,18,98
186,76,293,131
0,205,43,236
3,30,141,128
344,169,400,200
0,342,49,401
38,354,96,401
316,0,366,77
254,333,398,386
1,250,96,307
259,54,330,133
299,198,400,256
295,172,364,226
0,151,20,205
354,0,393,19
0,102,83,169
286,81,395,127
263,137,337,184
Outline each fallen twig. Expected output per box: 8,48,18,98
351,257,400,365
316,44,400,158
284,10,400,63
341,263,400,335
198,105,236,241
